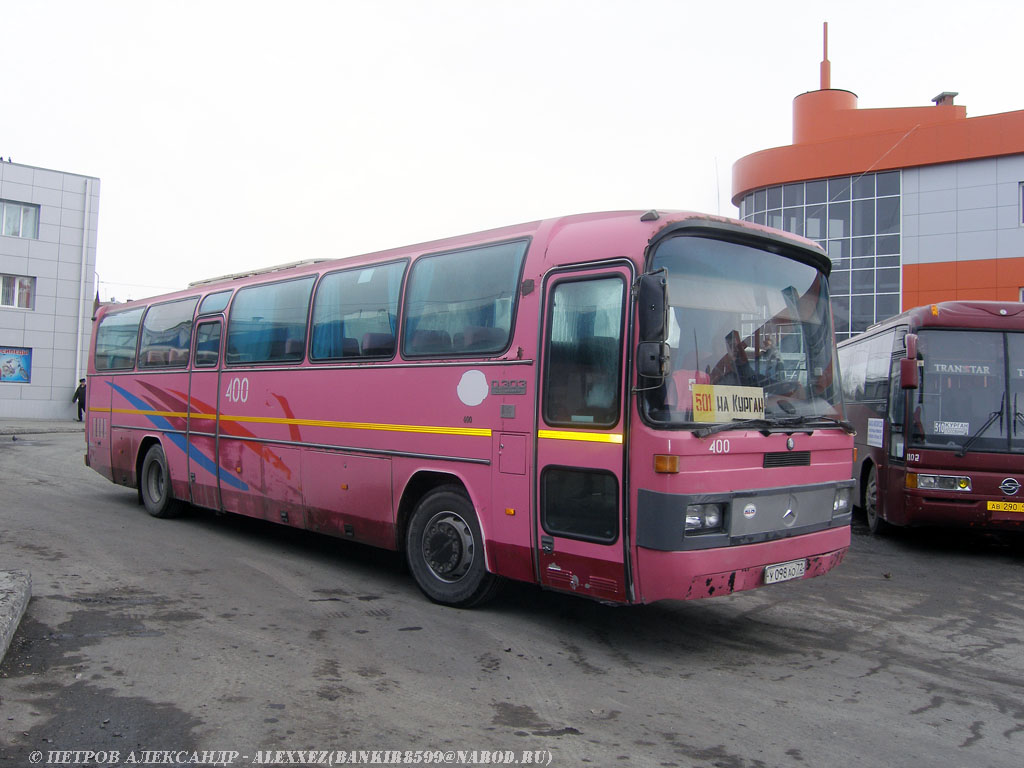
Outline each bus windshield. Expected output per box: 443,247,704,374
910,329,1024,454
643,234,842,427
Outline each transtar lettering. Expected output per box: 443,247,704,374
932,363,992,375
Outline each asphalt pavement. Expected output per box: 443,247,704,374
0,417,83,663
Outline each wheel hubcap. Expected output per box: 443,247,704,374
866,476,878,523
422,511,474,583
147,464,164,503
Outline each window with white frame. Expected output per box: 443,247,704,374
0,200,40,239
0,274,35,309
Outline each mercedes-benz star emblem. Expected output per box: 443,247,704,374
999,478,1021,496
782,508,797,527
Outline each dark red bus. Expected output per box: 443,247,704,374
838,301,1024,534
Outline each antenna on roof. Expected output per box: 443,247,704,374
820,21,831,90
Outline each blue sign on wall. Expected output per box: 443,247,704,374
0,347,32,383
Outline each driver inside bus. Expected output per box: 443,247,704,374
711,330,760,386
756,325,782,383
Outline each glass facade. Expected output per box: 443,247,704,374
740,171,901,341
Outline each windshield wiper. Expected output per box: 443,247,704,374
956,393,1004,457
780,415,856,434
694,415,854,439
694,419,775,438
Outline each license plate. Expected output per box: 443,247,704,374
764,559,806,585
987,500,1024,513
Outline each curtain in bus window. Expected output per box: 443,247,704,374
311,262,404,360
138,297,199,368
839,343,868,404
403,241,527,357
543,277,624,428
95,307,145,370
864,331,895,414
227,276,316,364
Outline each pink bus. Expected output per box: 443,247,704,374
86,211,853,607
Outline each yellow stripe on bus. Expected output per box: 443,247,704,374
220,414,491,437
538,429,623,444
109,407,490,437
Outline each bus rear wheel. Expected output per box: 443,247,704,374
864,465,890,535
406,486,501,608
140,444,182,519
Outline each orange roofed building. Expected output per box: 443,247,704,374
732,24,1024,340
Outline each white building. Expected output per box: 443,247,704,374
0,161,100,419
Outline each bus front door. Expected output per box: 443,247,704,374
535,266,631,603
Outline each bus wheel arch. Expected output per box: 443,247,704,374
138,439,182,519
401,477,501,608
135,436,161,505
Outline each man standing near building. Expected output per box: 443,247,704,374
72,378,86,422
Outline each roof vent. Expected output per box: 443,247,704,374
931,91,958,106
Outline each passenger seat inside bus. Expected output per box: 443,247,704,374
144,349,169,367
361,332,395,357
407,329,453,356
457,325,506,353
167,348,189,366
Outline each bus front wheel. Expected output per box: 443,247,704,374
140,444,182,519
406,486,501,608
864,465,891,535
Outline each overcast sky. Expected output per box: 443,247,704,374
4,0,1023,301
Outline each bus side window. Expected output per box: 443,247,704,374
227,276,316,365
194,321,222,367
311,262,404,361
542,277,625,428
94,307,145,371
403,241,527,358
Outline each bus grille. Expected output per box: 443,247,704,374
763,451,811,468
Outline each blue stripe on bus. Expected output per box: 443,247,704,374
107,381,249,491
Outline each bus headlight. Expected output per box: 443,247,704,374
907,473,972,491
832,487,852,516
685,503,725,533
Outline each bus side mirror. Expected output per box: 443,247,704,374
901,333,919,389
636,272,670,379
638,341,670,378
904,333,918,360
637,272,668,343
900,357,919,390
